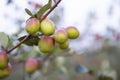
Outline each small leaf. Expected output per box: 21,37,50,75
18,35,39,46
25,8,33,17
0,32,9,49
36,0,52,18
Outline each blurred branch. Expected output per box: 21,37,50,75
7,0,62,53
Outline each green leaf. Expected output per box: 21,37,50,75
25,8,33,17
0,32,9,49
36,0,52,18
18,35,39,46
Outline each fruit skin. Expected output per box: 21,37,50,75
54,29,68,44
66,26,79,39
0,70,4,79
25,58,39,74
0,50,8,69
38,36,55,53
25,18,40,35
0,63,12,79
59,40,69,49
40,19,55,36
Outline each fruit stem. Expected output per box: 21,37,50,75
7,0,62,53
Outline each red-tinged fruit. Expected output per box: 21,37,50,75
0,63,12,79
0,50,8,69
40,19,55,36
38,36,55,53
25,18,40,35
59,40,69,49
54,29,68,44
66,26,79,39
25,58,39,74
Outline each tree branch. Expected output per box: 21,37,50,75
7,35,31,53
7,0,62,53
40,0,62,22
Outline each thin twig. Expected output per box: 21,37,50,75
7,35,31,53
40,0,61,22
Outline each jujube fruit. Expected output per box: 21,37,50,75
66,26,79,39
25,18,40,35
40,19,55,36
0,50,9,69
54,29,68,44
25,58,39,74
38,36,55,53
59,40,69,49
0,63,12,79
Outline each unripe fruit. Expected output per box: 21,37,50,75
2,63,11,78
40,19,55,36
66,26,79,39
0,70,4,79
38,36,55,53
25,58,39,74
0,63,12,79
0,50,8,69
59,40,69,49
54,29,68,44
25,18,40,35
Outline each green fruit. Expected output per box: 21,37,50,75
0,50,8,69
40,19,55,36
2,63,11,78
0,70,5,79
25,18,40,35
25,58,38,74
38,36,55,53
59,40,69,49
66,26,79,39
0,63,12,79
54,29,68,44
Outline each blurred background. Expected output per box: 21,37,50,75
0,0,120,80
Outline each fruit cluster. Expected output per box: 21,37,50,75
0,17,79,78
0,0,80,78
25,18,79,54
25,17,79,74
0,50,11,79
